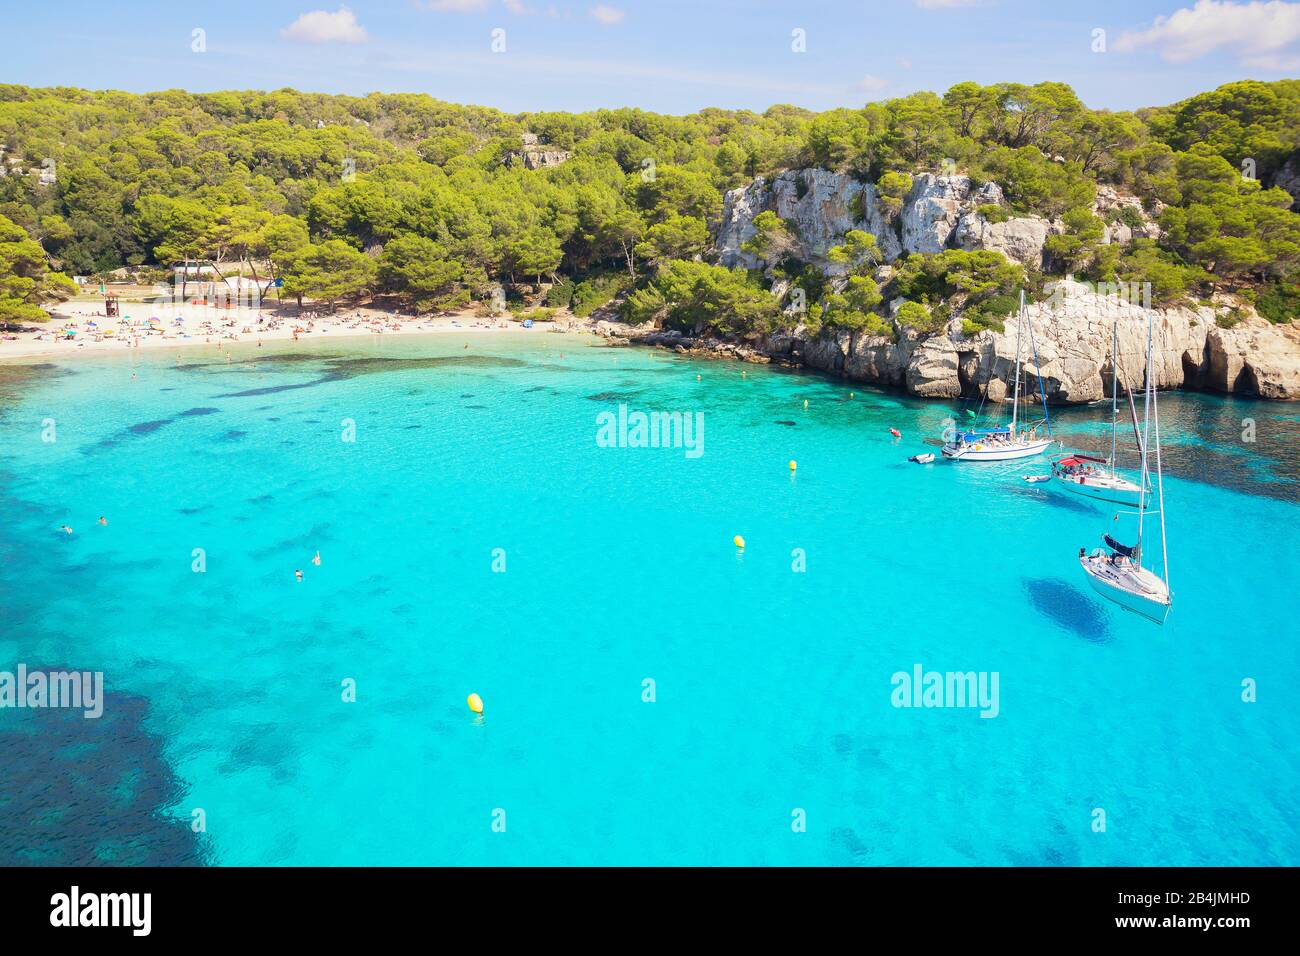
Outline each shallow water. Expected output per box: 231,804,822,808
1,332,1297,865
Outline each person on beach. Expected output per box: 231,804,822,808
295,569,303,582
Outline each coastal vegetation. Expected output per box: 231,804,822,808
0,80,1298,333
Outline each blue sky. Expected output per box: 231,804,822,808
4,0,1299,113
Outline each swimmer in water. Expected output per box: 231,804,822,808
60,525,73,535
294,569,303,582
311,551,321,566
98,516,108,526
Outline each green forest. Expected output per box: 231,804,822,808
1,79,1299,333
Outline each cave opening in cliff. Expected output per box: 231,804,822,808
1232,364,1260,397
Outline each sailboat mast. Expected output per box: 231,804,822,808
1024,291,1052,436
1152,342,1169,590
1110,320,1119,471
1010,295,1023,435
1136,311,1154,565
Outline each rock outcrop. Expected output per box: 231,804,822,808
716,168,1169,273
953,213,1053,267
705,167,1299,401
505,133,571,170
1271,154,1300,212
718,170,1060,270
601,278,1300,403
760,280,1300,403
716,168,897,270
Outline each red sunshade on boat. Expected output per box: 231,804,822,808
1057,454,1106,466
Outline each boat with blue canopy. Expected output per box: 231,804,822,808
942,291,1053,463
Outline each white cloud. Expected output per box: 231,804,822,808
858,74,890,92
281,7,368,43
589,5,625,25
1114,0,1300,69
504,0,531,12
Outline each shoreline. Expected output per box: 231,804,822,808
0,301,587,362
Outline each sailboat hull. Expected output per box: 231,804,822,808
1054,473,1146,507
942,439,1053,462
1079,555,1171,624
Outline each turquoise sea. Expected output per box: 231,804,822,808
1,331,1297,866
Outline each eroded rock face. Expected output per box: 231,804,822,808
899,175,1003,254
709,169,1299,402
1093,184,1162,243
775,280,1300,403
716,169,898,270
716,168,1169,273
954,214,1054,268
1271,154,1300,212
505,134,571,170
718,169,1055,269
1206,320,1300,399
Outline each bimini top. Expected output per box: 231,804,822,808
1057,454,1106,467
1103,534,1135,558
958,426,1011,441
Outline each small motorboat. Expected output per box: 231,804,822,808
909,453,935,464
1022,474,1051,483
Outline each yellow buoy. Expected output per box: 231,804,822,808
467,693,484,714
788,460,797,471
803,399,808,409
733,535,745,549
849,392,855,398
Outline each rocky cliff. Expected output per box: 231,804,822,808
715,169,1157,272
504,133,571,170
617,281,1300,402
761,279,1299,403
702,169,1300,402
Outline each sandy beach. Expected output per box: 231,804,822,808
0,299,571,360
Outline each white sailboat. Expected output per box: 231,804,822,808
1078,310,1172,624
942,291,1054,462
1052,320,1148,507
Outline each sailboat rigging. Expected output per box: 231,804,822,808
942,291,1054,462
1078,311,1172,624
1051,320,1149,507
